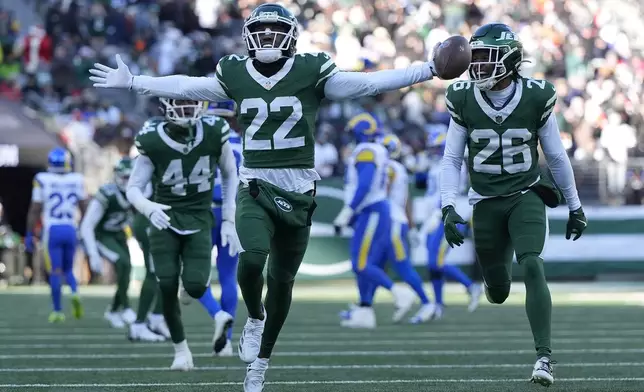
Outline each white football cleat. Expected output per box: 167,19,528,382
467,283,483,312
104,309,126,329
391,285,416,322
244,358,268,392
340,306,376,329
409,303,439,324
238,308,265,364
531,357,555,387
147,314,171,339
215,339,234,357
212,310,234,355
170,341,194,371
128,323,165,342
121,308,137,325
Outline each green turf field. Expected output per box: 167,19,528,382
0,283,643,391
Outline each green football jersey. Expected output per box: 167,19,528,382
215,52,338,169
94,183,132,236
445,77,556,199
134,116,230,231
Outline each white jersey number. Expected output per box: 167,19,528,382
471,128,532,175
162,156,211,196
241,96,304,151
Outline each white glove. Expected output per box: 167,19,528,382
141,201,172,230
221,220,242,256
88,253,103,274
333,206,354,234
89,54,134,89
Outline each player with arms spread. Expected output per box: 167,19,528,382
125,100,241,370
439,23,588,387
89,3,445,390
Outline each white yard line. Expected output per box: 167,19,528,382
1,378,644,388
2,348,644,360
0,328,642,341
1,362,644,373
0,336,635,350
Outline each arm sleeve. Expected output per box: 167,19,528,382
440,120,468,209
126,155,155,215
349,162,377,210
324,63,434,101
538,114,582,211
131,75,230,101
218,141,239,222
79,198,105,258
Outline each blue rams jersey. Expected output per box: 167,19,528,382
32,172,86,228
344,142,389,213
213,129,242,205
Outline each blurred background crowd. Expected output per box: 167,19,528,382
0,0,643,205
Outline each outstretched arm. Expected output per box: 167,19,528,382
538,114,582,211
324,63,436,101
440,120,468,209
218,141,239,223
79,198,105,260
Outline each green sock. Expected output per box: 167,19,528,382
159,278,185,343
152,284,164,315
522,256,552,358
237,251,266,320
115,261,131,310
135,272,157,323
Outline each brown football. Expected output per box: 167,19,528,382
433,35,472,80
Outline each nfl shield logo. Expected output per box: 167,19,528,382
495,115,503,124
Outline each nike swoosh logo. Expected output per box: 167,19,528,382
576,219,587,227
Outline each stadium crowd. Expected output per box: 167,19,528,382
0,0,643,202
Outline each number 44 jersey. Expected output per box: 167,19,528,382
215,53,338,169
134,116,230,232
445,77,556,201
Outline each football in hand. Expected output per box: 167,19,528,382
433,36,472,80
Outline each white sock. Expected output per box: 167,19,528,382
174,340,189,353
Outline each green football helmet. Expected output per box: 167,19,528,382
114,157,133,192
242,3,299,63
468,23,524,91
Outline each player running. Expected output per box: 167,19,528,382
26,147,87,323
79,158,137,328
416,129,482,322
90,3,447,389
125,99,240,370
335,116,416,329
177,101,243,356
439,23,587,386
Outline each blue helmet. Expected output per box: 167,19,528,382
206,101,237,118
346,112,383,143
427,128,447,156
48,147,72,173
381,134,402,160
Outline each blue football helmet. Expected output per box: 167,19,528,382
427,128,447,156
206,101,237,118
346,112,383,143
381,134,402,160
48,147,72,173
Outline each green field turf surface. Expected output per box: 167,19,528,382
0,283,643,391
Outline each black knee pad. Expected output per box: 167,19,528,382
429,267,444,280
238,251,267,277
183,279,207,299
486,284,511,304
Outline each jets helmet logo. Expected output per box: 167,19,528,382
274,196,293,212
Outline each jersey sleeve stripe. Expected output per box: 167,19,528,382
355,149,376,163
544,94,556,109
221,132,230,144
95,191,109,207
315,67,339,88
446,107,462,121
320,58,335,74
540,106,554,121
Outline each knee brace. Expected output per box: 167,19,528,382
485,283,511,304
